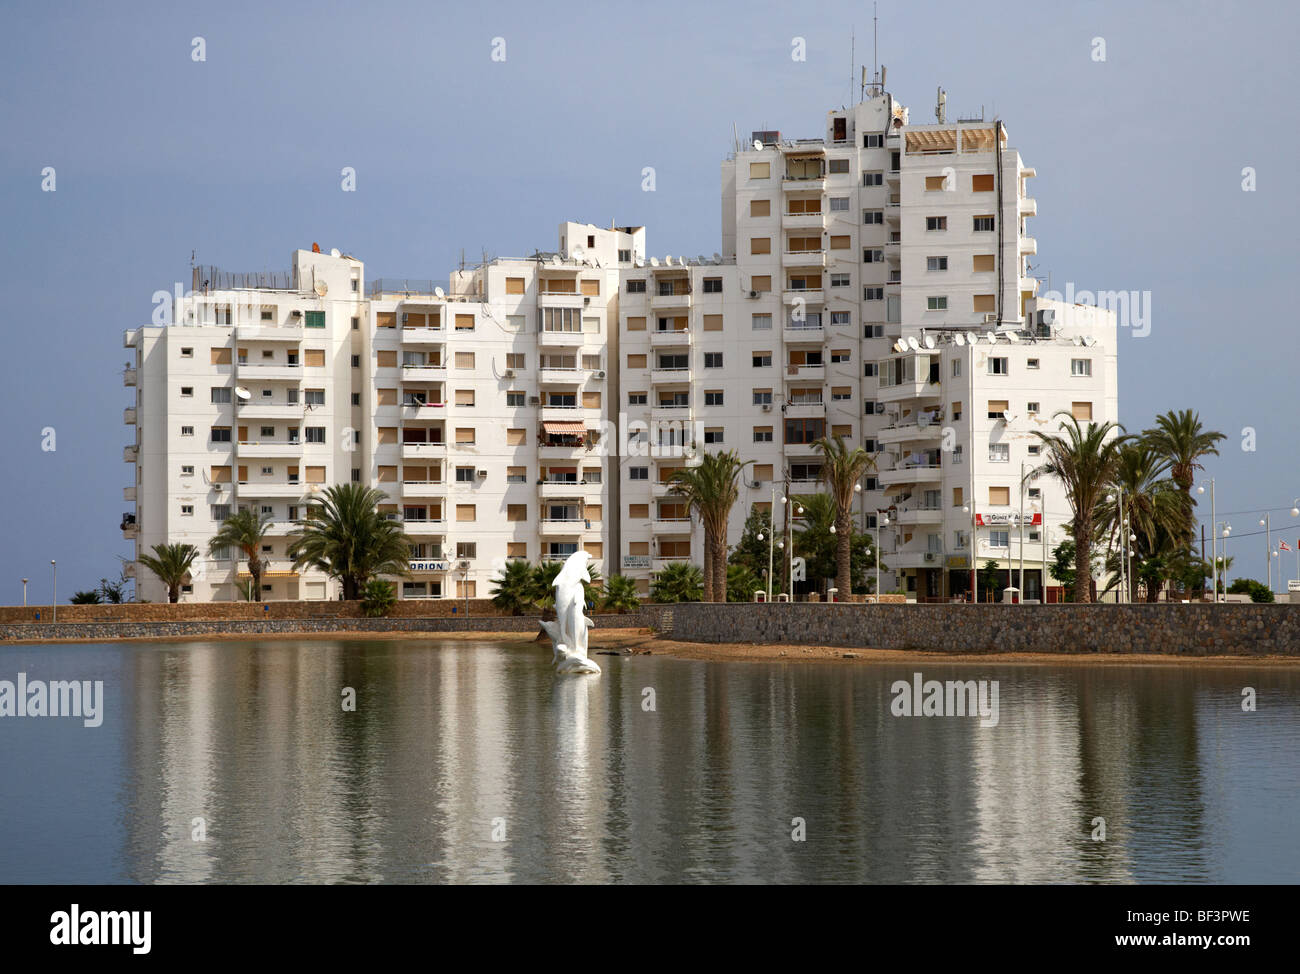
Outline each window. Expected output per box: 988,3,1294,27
305,389,325,405
210,426,231,443
1027,401,1040,413
926,256,948,271
926,216,947,231
455,314,475,331
989,357,1009,375
702,278,722,294
829,197,849,211
973,294,996,313
752,352,772,368
351,316,359,330
629,466,648,481
833,386,852,401
704,390,724,406
750,237,772,255
952,402,963,421
507,391,525,407
831,349,850,363
749,161,770,179
749,198,771,218
506,353,526,370
179,386,193,398
455,389,475,407
751,275,771,292
180,464,194,477
305,427,326,443
210,504,230,522
626,279,646,293
751,313,772,330
863,171,883,186
863,438,877,452
973,254,996,272
952,360,961,378
828,158,849,174
973,216,996,232
753,426,773,443
1071,359,1092,377
864,287,884,301
863,362,878,377
863,133,883,148
1027,358,1040,370
972,174,995,192
863,249,884,263
704,428,724,444
863,209,883,224
457,542,477,559
1028,487,1042,500
927,296,948,311
180,347,193,358
1028,444,1041,456
953,444,963,465
784,418,825,444
1071,401,1093,422
304,311,325,328
704,352,724,368
181,425,194,436
987,400,1008,419
455,427,476,445
350,354,360,368
830,273,851,288
181,505,194,516
455,351,476,369
628,391,647,406
989,486,1011,506
752,389,772,405
864,324,885,338
989,443,1010,463
925,175,950,192
211,387,232,404
990,530,1010,548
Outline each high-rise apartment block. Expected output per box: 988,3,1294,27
122,90,1116,603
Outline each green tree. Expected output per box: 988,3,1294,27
1049,540,1077,602
668,450,750,602
726,563,762,602
288,484,411,600
490,560,536,615
138,543,200,604
1142,409,1225,542
70,590,102,604
360,579,397,617
1227,578,1274,603
1095,442,1189,600
650,562,704,603
601,574,641,613
729,506,774,578
209,508,274,601
790,492,876,594
1028,414,1129,602
979,560,1002,601
529,558,602,617
815,436,877,599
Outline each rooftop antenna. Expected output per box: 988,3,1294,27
872,2,878,93
849,29,855,107
936,87,947,124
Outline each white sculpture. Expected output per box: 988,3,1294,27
545,551,600,675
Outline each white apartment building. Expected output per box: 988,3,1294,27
122,88,1116,602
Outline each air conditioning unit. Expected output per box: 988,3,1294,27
290,309,302,318
983,313,998,323
528,396,540,405
925,552,936,562
761,403,772,412
504,369,515,378
457,560,470,570
213,484,224,492
477,469,488,478
753,480,764,488
594,370,606,379
1037,309,1056,325
583,296,591,306
748,290,760,299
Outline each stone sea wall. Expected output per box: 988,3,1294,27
646,602,1300,656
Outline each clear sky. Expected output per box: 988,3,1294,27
1,0,1296,599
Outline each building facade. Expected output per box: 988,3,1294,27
122,90,1116,602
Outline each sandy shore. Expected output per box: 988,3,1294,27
12,626,1297,666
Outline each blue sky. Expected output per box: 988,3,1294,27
1,0,1296,598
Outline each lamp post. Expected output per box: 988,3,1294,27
1018,461,1026,601
1216,521,1232,600
50,560,57,623
1290,499,1300,584
1107,490,1127,603
1260,513,1273,594
875,510,890,601
757,483,776,602
961,503,978,603
21,578,28,607
1197,480,1216,602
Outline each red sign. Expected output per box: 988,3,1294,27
975,513,1042,526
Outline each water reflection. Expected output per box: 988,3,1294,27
0,640,1296,883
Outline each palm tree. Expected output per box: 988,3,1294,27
815,436,876,599
601,574,641,613
650,562,704,603
668,450,750,602
138,542,199,603
1095,442,1188,600
1142,409,1225,540
490,559,536,615
209,509,274,601
1028,413,1128,603
288,484,410,600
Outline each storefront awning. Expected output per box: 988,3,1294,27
543,421,586,435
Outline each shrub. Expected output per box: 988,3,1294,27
360,579,397,617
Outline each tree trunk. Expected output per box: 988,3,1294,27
836,508,852,600
701,531,714,603
1074,526,1093,603
169,585,180,603
249,553,263,602
713,531,728,603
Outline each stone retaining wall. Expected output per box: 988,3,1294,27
648,602,1300,656
0,612,653,644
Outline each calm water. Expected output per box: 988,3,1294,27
1,639,1297,884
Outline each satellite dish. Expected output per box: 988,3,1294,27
329,248,340,257
635,259,645,268
649,257,659,267
314,280,328,297
434,286,445,298
1083,336,1096,346
678,257,686,266
923,335,936,349
235,387,251,401
664,256,674,266
753,139,763,151
1005,331,1020,342
550,255,561,266
906,337,920,351
952,332,966,346
985,331,997,344
892,340,904,353
572,246,585,261
712,253,722,263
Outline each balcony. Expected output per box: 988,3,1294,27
652,480,683,498
887,550,945,570
649,328,692,347
781,175,826,191
539,368,582,386
782,249,826,270
237,559,300,578
782,211,826,230
263,521,302,537
649,291,692,311
238,363,304,381
878,378,942,404
123,329,138,348
539,291,587,310
652,517,692,534
123,407,136,425
885,167,901,187
123,368,137,387
784,364,825,382
539,518,587,536
402,400,447,417
237,482,313,498
650,367,691,385
401,442,446,460
652,556,694,572
400,327,444,345
783,288,824,306
238,440,304,458
895,506,944,526
650,404,692,422
401,519,446,536
237,401,307,419
782,400,825,419
782,441,822,458
1019,197,1037,217
877,417,944,445
123,486,136,501
538,479,589,499
539,443,592,461
539,328,585,347
235,324,303,342
877,463,943,487
401,481,445,499
124,445,138,463
1020,236,1037,255
399,365,447,383
540,404,583,423
782,323,824,343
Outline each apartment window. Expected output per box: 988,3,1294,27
864,476,878,491
863,209,883,224
702,278,722,294
752,352,772,368
1028,444,1041,456
952,360,961,378
864,438,877,453
926,256,948,271
829,197,849,211
973,254,996,272
507,391,525,407
626,279,646,293
863,401,879,415
455,427,476,445
351,316,359,330
507,466,527,484
828,158,850,174
704,352,724,369
863,362,878,377
829,273,851,288
1028,487,1042,500
457,542,477,559
629,467,648,481
925,175,951,191
863,133,883,148
990,530,1010,548
864,324,885,338
864,287,884,301
179,504,194,516
752,389,773,405
753,426,773,443
863,172,883,186
210,427,231,443
1027,358,1040,370
750,237,771,255
862,249,883,264
927,296,948,311
988,400,1008,420
351,354,360,368
505,352,526,371
973,216,996,232
953,444,963,465
1072,401,1094,422
704,428,724,445
351,393,361,406
749,161,770,179
926,216,947,231
181,465,195,477
704,390,724,406
259,466,273,477
180,347,193,358
304,311,325,328
784,418,825,444
179,386,193,397
211,387,232,404
831,349,851,363
989,486,1011,506
952,402,963,421
455,389,475,407
305,427,326,443
989,443,1010,463
181,425,194,436
833,386,852,401
1071,359,1092,377
305,389,325,405
455,314,475,331
628,391,647,406
751,313,772,330
1027,401,1040,414
989,357,1009,375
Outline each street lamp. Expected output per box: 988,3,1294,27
21,578,28,608
961,503,977,603
1260,513,1273,594
876,512,889,600
50,560,57,623
1197,479,1216,601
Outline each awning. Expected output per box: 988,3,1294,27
543,422,586,435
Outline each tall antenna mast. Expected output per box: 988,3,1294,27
850,30,854,106
873,3,878,91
